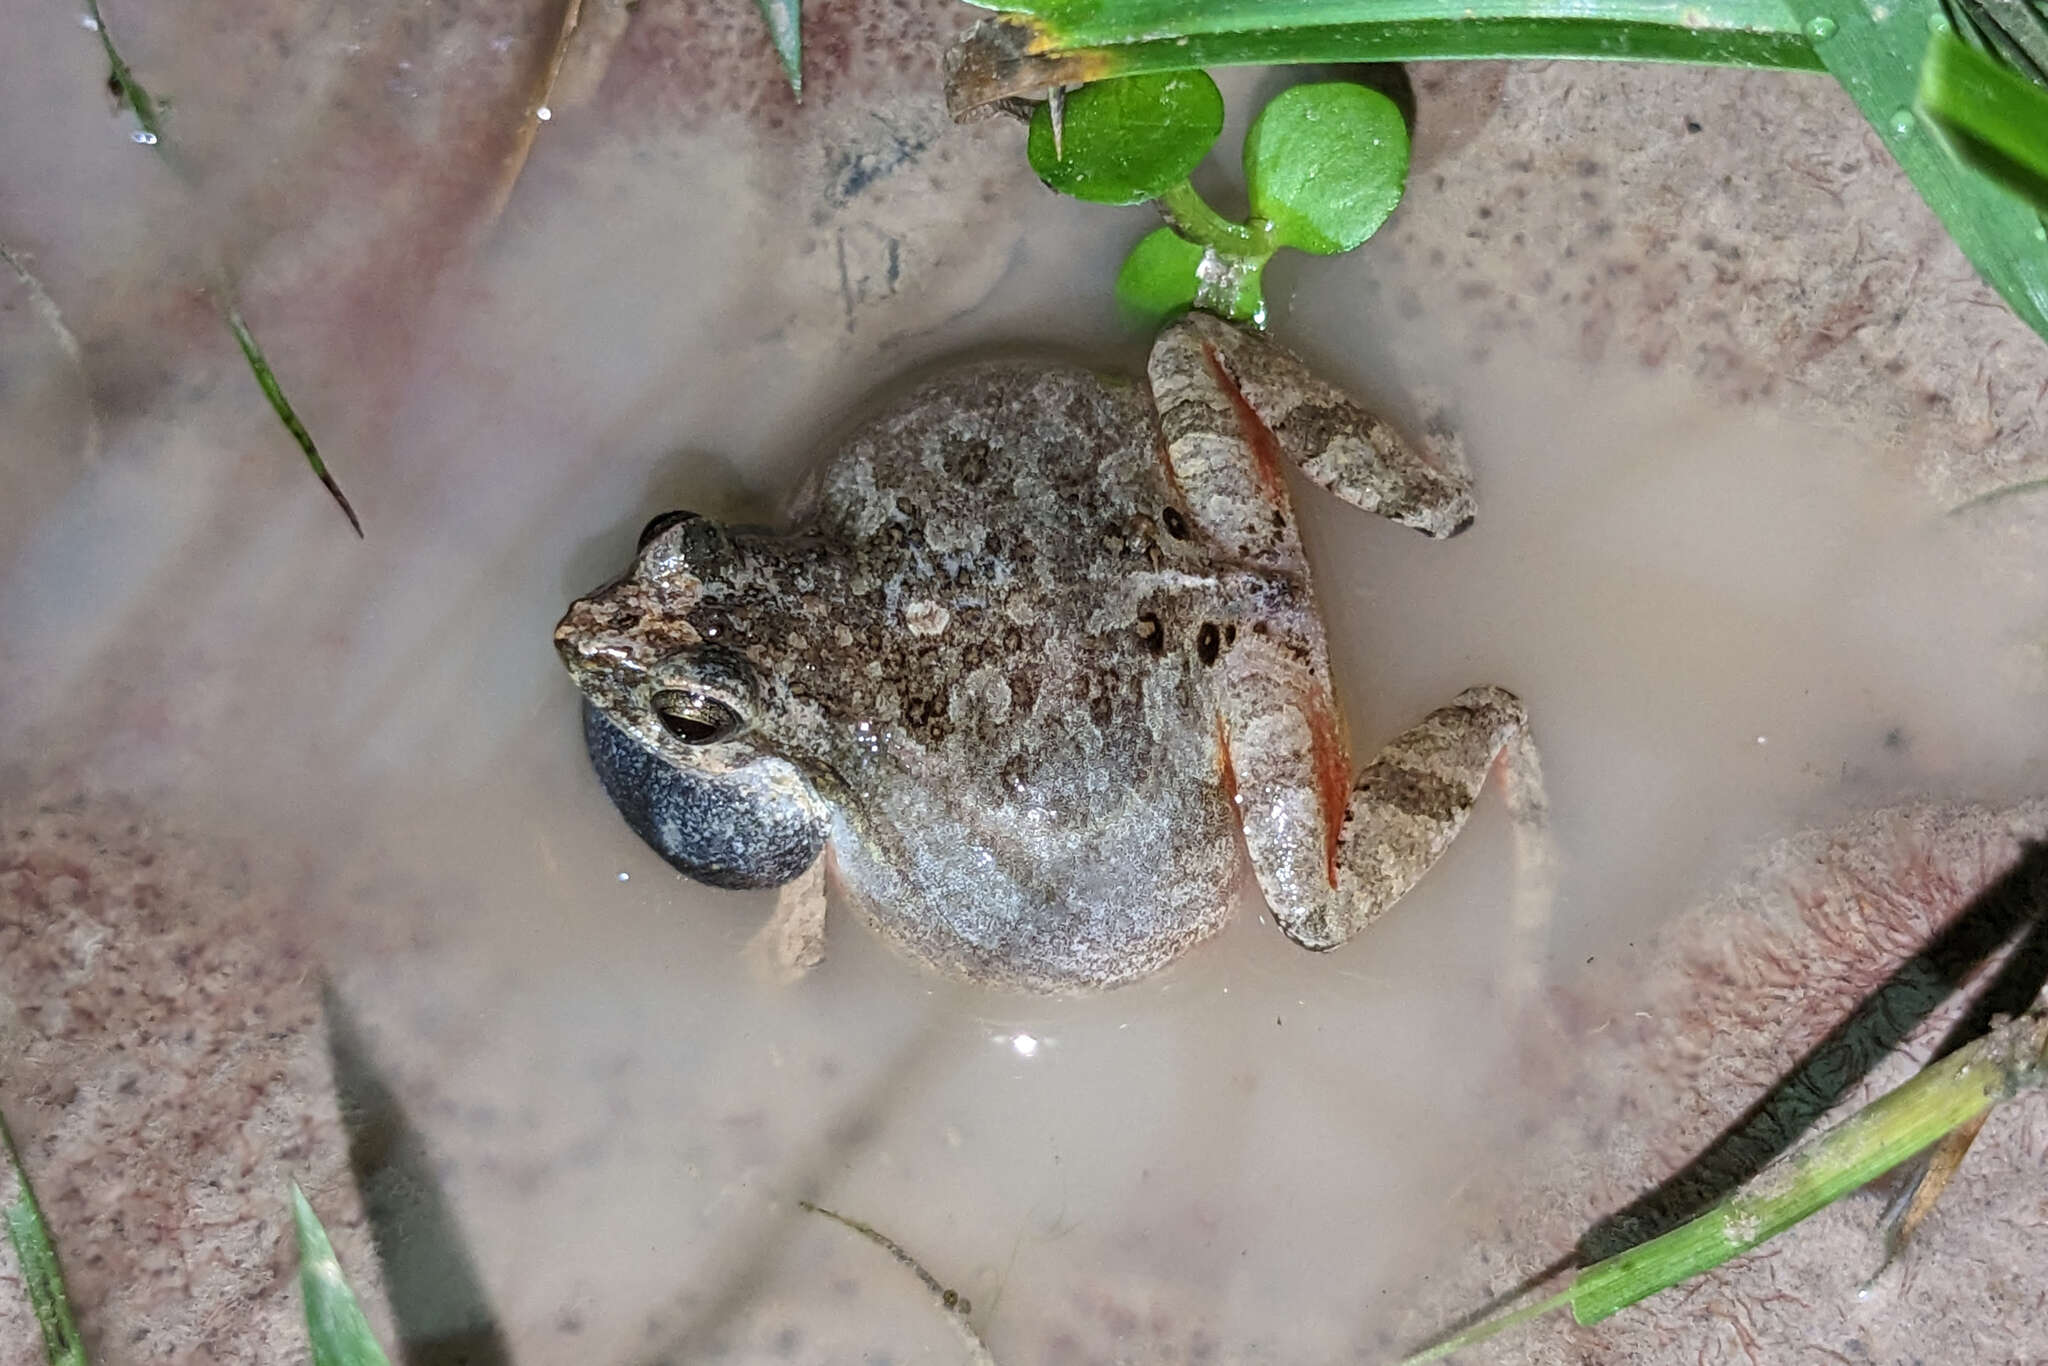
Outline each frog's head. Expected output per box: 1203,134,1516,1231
554,511,828,889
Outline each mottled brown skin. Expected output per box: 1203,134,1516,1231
556,314,1534,993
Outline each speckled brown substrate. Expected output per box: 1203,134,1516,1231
0,783,391,1364
1350,62,2048,508
1397,799,2048,1365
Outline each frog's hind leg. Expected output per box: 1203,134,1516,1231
1149,310,1544,956
1219,669,1547,953
1148,310,1475,540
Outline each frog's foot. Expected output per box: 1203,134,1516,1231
1149,311,1475,546
1222,678,1547,952
746,854,829,985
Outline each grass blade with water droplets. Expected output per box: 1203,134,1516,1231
291,1184,392,1366
81,0,164,146
225,308,363,537
2,1108,90,1366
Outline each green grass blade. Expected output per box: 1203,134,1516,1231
1400,1006,2048,1361
1786,0,2048,344
290,1184,392,1366
1,1108,90,1366
1918,28,2048,214
754,0,803,97
945,3,1821,113
81,0,165,146
961,0,1809,45
225,308,363,537
1564,1015,2029,1322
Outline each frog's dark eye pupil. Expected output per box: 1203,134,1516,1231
638,511,694,551
650,690,742,745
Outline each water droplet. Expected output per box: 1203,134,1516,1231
79,12,99,29
1806,15,1837,39
1928,10,1951,31
1889,107,1915,136
616,870,630,882
2034,222,2047,241
536,105,552,121
130,129,157,145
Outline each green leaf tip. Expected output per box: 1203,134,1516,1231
291,1183,392,1366
1785,0,2048,347
1116,226,1204,324
223,308,363,537
753,0,803,98
1246,82,1409,254
1918,27,2048,215
3,1107,90,1366
1028,71,1224,204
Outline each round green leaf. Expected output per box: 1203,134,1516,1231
1244,82,1409,255
1027,72,1224,206
1115,228,1267,328
1115,227,1204,326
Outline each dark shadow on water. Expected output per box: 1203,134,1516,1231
325,982,512,1366
1578,837,2048,1263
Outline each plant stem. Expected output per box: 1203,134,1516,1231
1156,181,1267,255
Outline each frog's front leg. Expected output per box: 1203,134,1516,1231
746,852,830,984
1149,310,1475,543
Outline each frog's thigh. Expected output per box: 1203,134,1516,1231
1149,311,1475,539
1222,668,1534,951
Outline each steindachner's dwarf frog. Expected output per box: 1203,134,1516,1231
555,313,1539,992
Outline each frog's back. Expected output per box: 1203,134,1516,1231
793,360,1244,992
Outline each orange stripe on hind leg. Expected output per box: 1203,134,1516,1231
1201,342,1293,511
1301,688,1353,891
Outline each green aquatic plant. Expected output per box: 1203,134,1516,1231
950,0,2048,347
1023,74,1412,325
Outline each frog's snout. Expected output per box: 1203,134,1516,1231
552,592,619,681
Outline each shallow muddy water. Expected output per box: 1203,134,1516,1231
5,7,2048,1362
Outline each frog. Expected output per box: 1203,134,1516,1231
554,312,1540,993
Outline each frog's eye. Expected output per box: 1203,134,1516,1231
650,690,744,745
638,510,695,551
